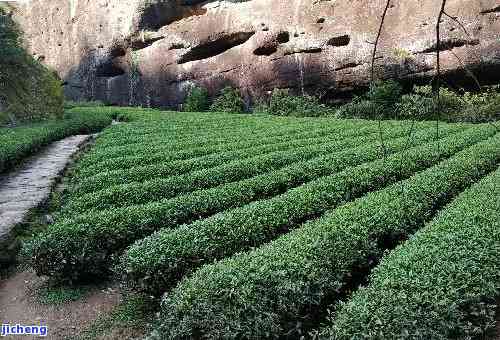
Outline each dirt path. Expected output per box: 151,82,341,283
0,135,91,265
0,270,121,339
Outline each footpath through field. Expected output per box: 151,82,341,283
0,134,91,265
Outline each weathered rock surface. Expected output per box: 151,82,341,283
0,135,90,266
11,0,500,108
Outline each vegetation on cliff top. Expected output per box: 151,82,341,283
0,6,64,125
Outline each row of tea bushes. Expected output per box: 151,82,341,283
73,119,378,178
72,126,376,195
70,121,378,195
149,132,500,339
64,130,399,214
76,121,369,168
28,122,425,282
321,165,500,339
118,126,492,296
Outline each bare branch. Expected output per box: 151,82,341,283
371,0,392,83
371,0,392,161
433,0,447,156
442,11,471,38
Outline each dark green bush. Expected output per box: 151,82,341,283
335,97,382,119
151,131,500,339
336,80,402,119
458,88,500,123
259,89,333,117
323,166,500,339
366,79,403,110
336,80,500,123
183,86,210,112
209,87,245,113
396,85,462,120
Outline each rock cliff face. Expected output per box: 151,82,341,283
12,0,500,108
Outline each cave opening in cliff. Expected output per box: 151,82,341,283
327,35,351,47
253,44,278,56
177,31,256,64
95,60,126,77
276,31,290,43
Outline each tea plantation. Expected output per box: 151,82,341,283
21,107,499,339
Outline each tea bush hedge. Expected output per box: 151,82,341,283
322,165,500,339
28,122,430,282
120,126,487,295
150,132,500,339
64,130,387,214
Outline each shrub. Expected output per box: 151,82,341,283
64,100,106,110
458,89,500,123
209,87,245,113
183,86,210,112
366,80,403,110
336,80,402,120
150,132,500,339
396,86,457,120
259,89,333,117
119,125,472,296
74,120,364,179
396,92,434,120
64,135,377,214
71,124,364,195
323,166,500,339
335,97,382,119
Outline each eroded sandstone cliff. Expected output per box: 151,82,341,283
11,0,500,108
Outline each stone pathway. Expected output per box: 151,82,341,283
0,135,91,265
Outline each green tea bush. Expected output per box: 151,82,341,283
74,125,346,178
183,86,210,112
258,89,333,117
119,125,475,296
72,124,364,195
28,122,419,282
209,87,245,113
323,166,500,339
64,100,106,110
65,133,385,214
77,118,354,169
73,118,375,179
150,132,500,339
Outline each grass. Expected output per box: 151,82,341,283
36,284,91,305
71,293,156,340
